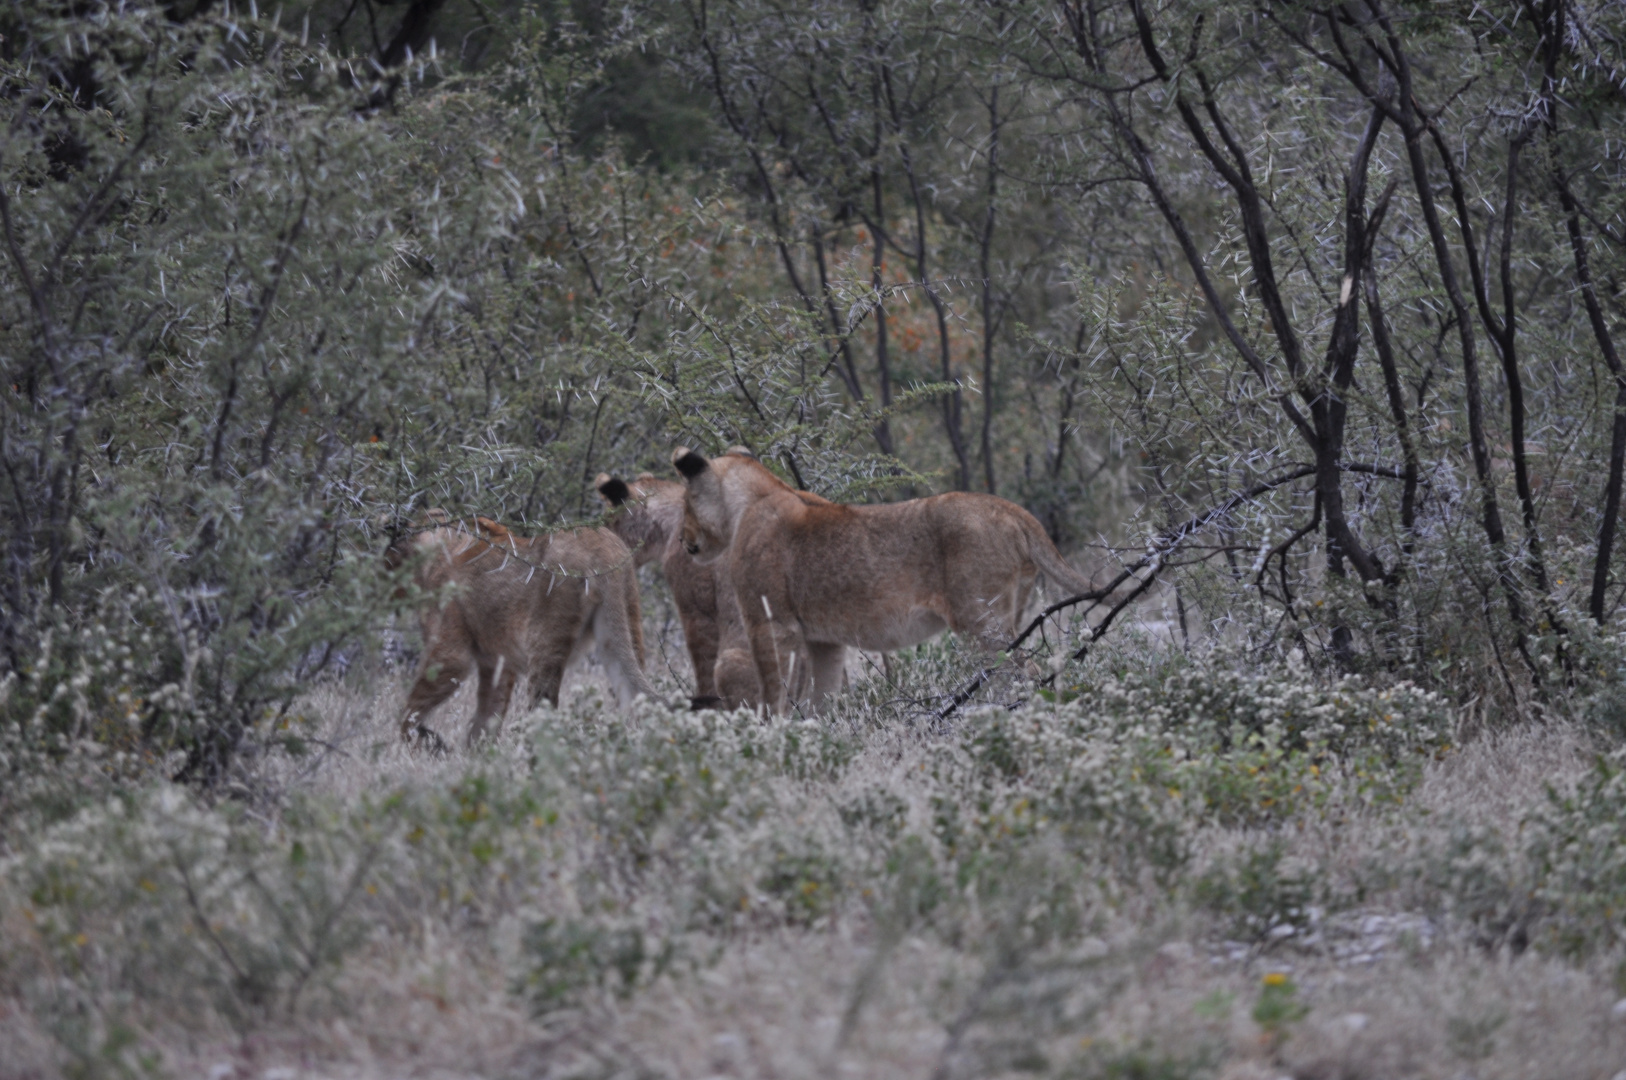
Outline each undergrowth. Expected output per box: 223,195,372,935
6,641,1626,1077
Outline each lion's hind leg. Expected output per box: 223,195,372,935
805,642,847,715
526,614,580,711
948,582,1026,656
746,615,806,716
466,654,520,747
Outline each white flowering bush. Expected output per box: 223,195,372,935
0,658,1470,1065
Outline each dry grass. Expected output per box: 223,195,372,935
4,626,1625,1080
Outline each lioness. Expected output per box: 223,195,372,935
387,514,655,748
671,447,1096,714
594,472,761,710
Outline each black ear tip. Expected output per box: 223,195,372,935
672,447,709,479
597,475,631,506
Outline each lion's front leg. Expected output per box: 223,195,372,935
673,571,722,702
679,607,721,702
399,621,471,751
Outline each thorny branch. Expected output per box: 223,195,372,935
935,466,1316,721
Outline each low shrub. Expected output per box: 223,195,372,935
1193,841,1316,943
933,660,1452,893
6,787,384,1026
0,655,1472,1063
519,917,674,1015
1524,749,1626,957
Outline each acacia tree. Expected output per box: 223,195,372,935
11,0,1626,780
964,0,1626,692
0,0,769,787
668,0,1128,519
0,5,427,783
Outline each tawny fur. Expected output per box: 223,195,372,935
596,473,761,710
387,515,654,747
672,449,1095,715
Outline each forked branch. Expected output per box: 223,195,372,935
934,465,1316,721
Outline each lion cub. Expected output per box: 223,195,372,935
672,448,1097,715
595,472,761,710
387,514,655,749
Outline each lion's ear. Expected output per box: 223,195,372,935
672,447,709,479
724,444,754,459
597,474,631,506
473,515,510,540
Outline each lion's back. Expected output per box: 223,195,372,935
539,527,637,579
752,490,1054,626
771,493,1035,580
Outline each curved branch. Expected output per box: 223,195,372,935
934,465,1316,720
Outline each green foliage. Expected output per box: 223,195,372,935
520,917,672,1014
0,0,912,792
11,0,1625,805
1,1,451,786
10,0,1626,1070
1194,841,1315,943
1524,750,1626,956
1,658,1448,1048
1538,621,1626,739
939,659,1451,891
1411,821,1531,951
10,787,383,1024
1251,974,1309,1047
1381,732,1626,960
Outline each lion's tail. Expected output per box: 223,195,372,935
592,569,660,705
1026,526,1095,600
